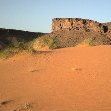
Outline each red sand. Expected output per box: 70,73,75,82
0,45,111,111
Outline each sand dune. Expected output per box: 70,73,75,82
0,45,111,111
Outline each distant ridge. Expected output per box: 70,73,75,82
0,28,45,49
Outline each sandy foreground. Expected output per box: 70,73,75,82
0,45,111,111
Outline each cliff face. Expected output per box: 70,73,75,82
52,18,110,33
51,18,111,48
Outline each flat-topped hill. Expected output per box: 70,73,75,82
50,18,111,48
52,18,111,34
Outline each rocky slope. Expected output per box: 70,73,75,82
0,28,44,49
51,18,111,48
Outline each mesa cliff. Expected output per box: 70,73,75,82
51,18,111,47
52,18,111,34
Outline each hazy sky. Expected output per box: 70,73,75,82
0,0,111,32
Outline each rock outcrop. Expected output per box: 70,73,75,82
51,18,111,48
52,18,110,34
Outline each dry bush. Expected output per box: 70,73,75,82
33,35,60,51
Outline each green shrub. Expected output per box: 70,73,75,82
83,38,95,46
0,38,35,58
75,37,96,47
0,47,20,58
33,35,60,50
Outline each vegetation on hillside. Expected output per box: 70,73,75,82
0,38,34,58
0,35,60,58
0,32,111,58
33,35,60,51
75,37,96,47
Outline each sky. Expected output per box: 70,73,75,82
0,0,111,33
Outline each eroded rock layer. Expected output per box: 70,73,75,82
52,18,111,34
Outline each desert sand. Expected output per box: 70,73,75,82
0,45,111,111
